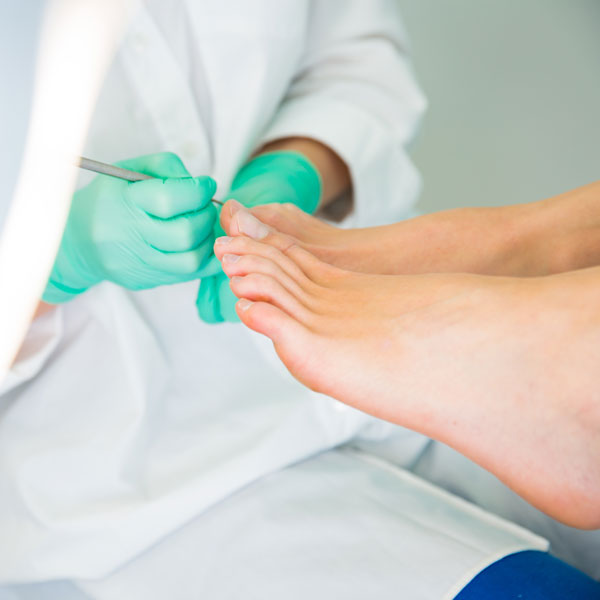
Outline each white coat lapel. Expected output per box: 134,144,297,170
119,6,212,175
185,0,309,190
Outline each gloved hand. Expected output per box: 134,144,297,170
195,151,322,323
43,152,218,303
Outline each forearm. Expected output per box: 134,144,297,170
257,137,351,209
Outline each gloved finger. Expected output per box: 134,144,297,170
127,176,217,219
196,275,224,323
196,273,240,323
218,277,240,322
138,204,217,252
117,152,192,179
199,253,225,278
141,239,215,279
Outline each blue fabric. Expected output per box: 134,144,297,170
455,550,600,599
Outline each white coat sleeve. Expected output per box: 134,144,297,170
258,0,426,227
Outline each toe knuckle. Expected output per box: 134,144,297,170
244,273,262,286
236,254,252,270
280,240,298,256
257,273,276,291
232,236,251,252
245,273,269,290
267,212,287,229
262,244,281,261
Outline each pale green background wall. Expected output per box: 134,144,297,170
397,0,600,213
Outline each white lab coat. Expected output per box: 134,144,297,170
0,0,429,584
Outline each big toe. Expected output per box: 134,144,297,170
251,203,305,236
219,199,241,233
237,298,297,341
236,299,315,381
224,202,272,241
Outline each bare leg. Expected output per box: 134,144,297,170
215,203,600,529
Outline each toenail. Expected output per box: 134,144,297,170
222,254,240,264
228,199,243,216
237,298,253,311
237,210,270,240
215,236,233,245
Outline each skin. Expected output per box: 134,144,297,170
214,197,600,530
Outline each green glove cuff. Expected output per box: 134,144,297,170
229,151,322,214
42,278,90,304
42,225,98,304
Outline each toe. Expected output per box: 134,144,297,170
236,299,305,346
250,203,305,237
282,244,345,287
215,236,313,291
236,299,319,392
222,204,304,259
230,273,311,323
219,199,244,234
226,204,271,240
221,253,314,308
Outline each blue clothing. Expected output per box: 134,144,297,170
456,550,600,599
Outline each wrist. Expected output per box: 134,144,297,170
257,137,350,208
230,151,322,214
43,248,96,303
42,277,89,304
42,222,97,303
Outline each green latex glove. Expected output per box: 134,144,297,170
43,152,218,303
196,151,322,323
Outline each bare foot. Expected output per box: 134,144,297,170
214,202,600,528
214,213,487,430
